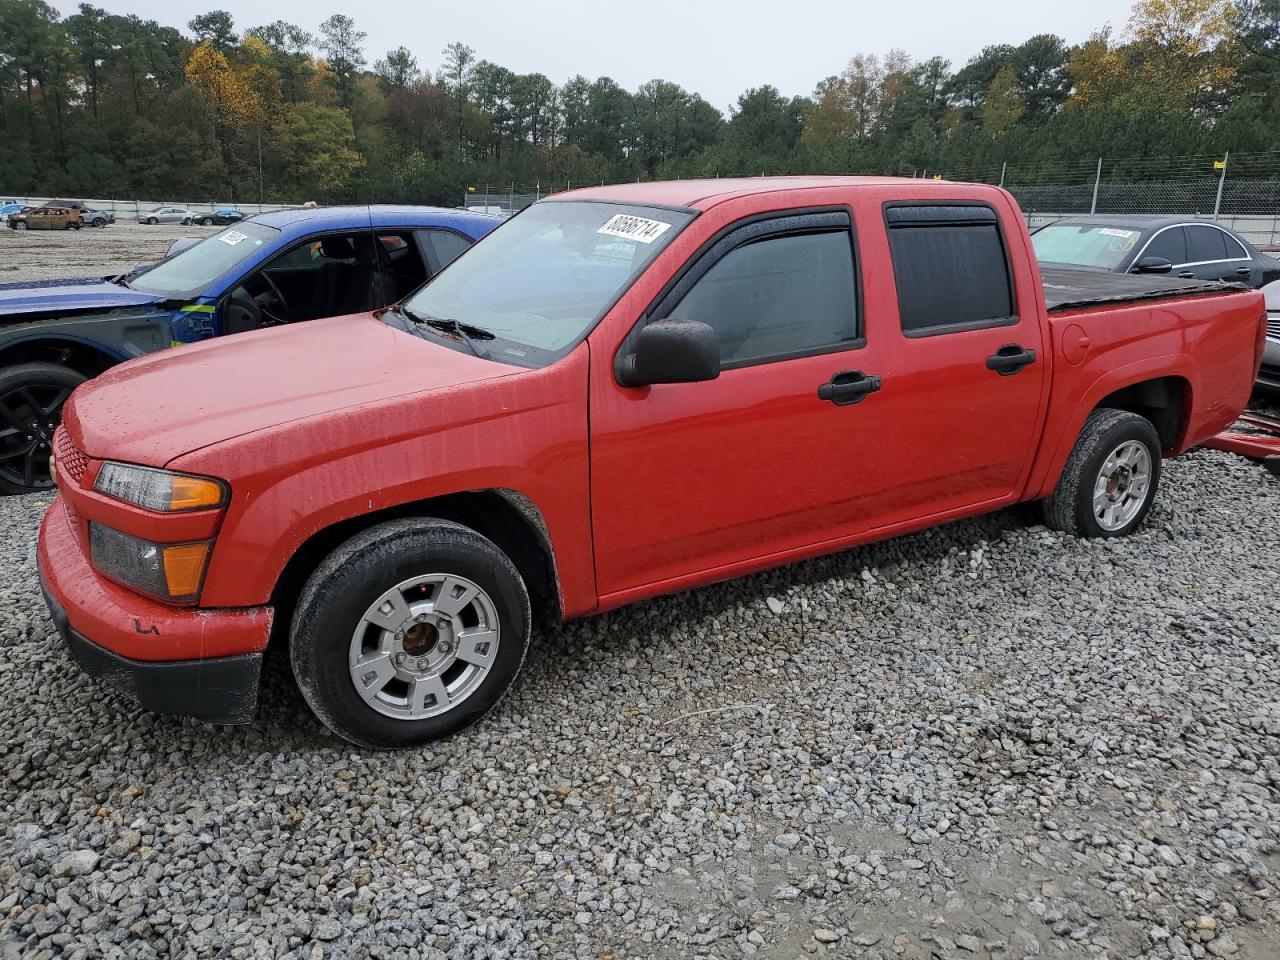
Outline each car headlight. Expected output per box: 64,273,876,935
94,462,227,512
89,524,211,603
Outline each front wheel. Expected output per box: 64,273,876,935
13,221,27,230
146,217,157,225
0,363,86,495
290,519,531,748
1043,408,1162,538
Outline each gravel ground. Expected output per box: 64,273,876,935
1,231,1279,959
0,221,215,281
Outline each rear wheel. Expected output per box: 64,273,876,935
0,363,86,495
290,519,531,748
1043,408,1162,538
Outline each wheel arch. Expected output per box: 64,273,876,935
268,488,562,647
0,335,124,378
1093,374,1192,453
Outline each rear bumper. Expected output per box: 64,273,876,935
37,497,272,723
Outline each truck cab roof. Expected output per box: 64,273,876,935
554,176,930,210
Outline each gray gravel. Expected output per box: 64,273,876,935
2,445,1279,959
2,229,1279,957
0,221,214,281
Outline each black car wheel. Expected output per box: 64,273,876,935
0,363,86,495
146,217,157,225
13,221,27,230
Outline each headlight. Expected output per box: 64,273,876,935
94,462,227,512
89,524,212,603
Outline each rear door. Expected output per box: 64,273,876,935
870,201,1049,519
1180,224,1253,282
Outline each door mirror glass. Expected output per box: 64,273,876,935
1133,256,1173,274
618,319,721,387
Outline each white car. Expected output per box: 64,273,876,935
137,207,196,225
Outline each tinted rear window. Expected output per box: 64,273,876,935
886,205,1014,335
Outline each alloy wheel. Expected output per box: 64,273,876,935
0,383,70,490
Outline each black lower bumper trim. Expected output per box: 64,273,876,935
42,584,262,725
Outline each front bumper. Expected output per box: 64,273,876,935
37,497,272,724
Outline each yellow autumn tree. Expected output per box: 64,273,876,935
185,40,263,132
1066,29,1129,108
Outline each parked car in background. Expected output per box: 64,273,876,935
0,205,500,493
1261,279,1280,394
8,206,82,231
1032,215,1280,287
80,208,114,228
195,208,246,226
0,202,22,224
137,207,196,225
34,178,1267,746
1033,216,1280,393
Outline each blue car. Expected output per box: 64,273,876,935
0,205,500,493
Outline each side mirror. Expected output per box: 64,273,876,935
617,319,720,387
1133,256,1172,275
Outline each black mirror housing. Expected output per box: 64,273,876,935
618,319,721,387
1134,256,1173,274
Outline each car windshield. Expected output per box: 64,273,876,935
128,221,279,297
1032,222,1144,270
400,200,694,366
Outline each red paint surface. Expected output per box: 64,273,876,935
40,177,1265,665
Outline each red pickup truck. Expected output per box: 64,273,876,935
38,177,1267,748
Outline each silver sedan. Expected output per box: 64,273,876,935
137,207,196,225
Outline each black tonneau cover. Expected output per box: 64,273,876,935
1041,266,1244,313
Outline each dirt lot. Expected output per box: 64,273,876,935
1,228,1279,960
0,220,215,281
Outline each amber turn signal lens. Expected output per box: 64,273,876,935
169,475,225,511
161,542,212,599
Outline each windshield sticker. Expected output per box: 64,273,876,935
1099,228,1137,238
219,230,249,245
597,214,673,244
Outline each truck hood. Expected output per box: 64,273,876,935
0,277,163,318
64,313,513,466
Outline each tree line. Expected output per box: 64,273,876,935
0,0,1278,205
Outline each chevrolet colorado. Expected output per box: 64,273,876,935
38,177,1268,748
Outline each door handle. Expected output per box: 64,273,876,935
986,344,1037,376
1235,267,1252,278
818,370,881,406
1178,270,1195,279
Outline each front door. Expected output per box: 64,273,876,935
589,209,905,597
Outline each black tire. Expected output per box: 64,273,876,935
181,217,191,225
1042,408,1162,538
12,220,27,230
146,217,157,225
0,363,86,495
290,518,531,748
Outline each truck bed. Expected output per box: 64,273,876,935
1040,266,1244,313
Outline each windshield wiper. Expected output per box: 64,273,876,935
399,306,495,361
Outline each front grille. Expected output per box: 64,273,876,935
54,429,88,486
1267,315,1280,341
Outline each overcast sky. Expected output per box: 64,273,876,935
59,0,1138,111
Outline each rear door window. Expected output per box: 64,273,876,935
885,205,1015,335
1143,227,1187,265
1186,225,1229,263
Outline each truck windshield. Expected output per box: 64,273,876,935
400,200,694,365
128,221,279,298
1032,222,1142,270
